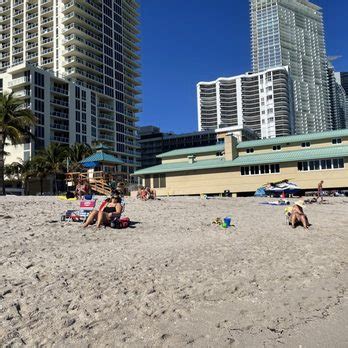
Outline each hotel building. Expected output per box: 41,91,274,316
250,0,331,134
197,66,295,139
134,129,348,196
0,0,141,181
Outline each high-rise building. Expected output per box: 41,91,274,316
335,72,348,127
197,67,295,139
250,0,331,134
0,0,141,181
327,63,346,130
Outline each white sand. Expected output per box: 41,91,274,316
0,196,347,347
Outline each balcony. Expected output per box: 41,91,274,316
98,113,114,121
27,2,38,11
51,135,69,143
8,76,30,87
51,98,69,107
51,123,69,131
51,111,69,119
98,103,114,112
27,12,38,21
13,90,30,98
98,123,114,132
27,32,38,40
41,57,53,66
42,6,53,15
41,47,53,56
51,86,68,95
42,37,53,45
98,133,114,142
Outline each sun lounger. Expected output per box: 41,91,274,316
62,199,97,222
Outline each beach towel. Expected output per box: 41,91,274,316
259,200,290,206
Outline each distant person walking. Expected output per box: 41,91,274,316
317,180,324,203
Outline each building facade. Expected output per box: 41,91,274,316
335,72,348,128
0,0,141,181
328,64,347,130
134,129,348,196
197,67,295,139
250,0,331,134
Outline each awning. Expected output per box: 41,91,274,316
82,161,100,168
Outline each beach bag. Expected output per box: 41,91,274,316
110,217,130,229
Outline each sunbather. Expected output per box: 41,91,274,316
83,196,122,228
289,200,310,229
75,179,88,200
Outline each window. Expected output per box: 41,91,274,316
301,142,310,148
298,158,344,171
267,95,273,101
34,72,44,87
159,174,166,188
246,148,254,154
240,163,280,176
332,138,342,144
153,175,159,188
34,87,44,99
273,145,281,151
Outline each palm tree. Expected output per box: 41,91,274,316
0,92,36,195
36,143,66,194
30,156,49,195
67,143,92,172
20,160,34,195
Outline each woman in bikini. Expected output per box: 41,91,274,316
289,200,310,229
83,196,122,228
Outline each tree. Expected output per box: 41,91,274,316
67,143,92,172
30,156,49,195
0,92,36,195
36,143,66,194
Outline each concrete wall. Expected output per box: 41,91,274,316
147,158,348,196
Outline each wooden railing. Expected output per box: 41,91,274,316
66,171,111,195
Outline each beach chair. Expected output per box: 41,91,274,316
62,199,97,222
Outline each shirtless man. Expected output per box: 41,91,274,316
317,180,324,203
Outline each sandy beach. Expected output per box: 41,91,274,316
0,196,347,347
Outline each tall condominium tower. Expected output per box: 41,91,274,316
334,72,348,128
197,67,295,139
0,0,141,181
250,0,331,134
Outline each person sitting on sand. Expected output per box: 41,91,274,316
288,200,310,229
145,187,156,200
83,196,122,228
75,179,88,200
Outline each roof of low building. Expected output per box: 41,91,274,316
80,152,123,165
157,144,224,158
237,129,348,149
134,145,348,176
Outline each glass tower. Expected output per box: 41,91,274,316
250,0,331,134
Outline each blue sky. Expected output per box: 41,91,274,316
138,0,348,134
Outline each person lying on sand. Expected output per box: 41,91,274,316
83,196,122,228
289,200,310,229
